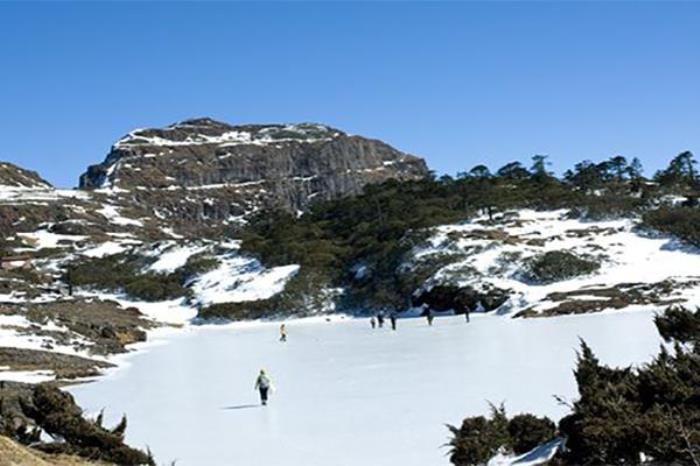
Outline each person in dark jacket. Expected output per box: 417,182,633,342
254,369,272,405
377,313,385,328
390,313,397,331
426,309,434,326
464,307,471,323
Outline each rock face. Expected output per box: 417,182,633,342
79,118,429,227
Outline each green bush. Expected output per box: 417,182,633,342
198,299,277,321
654,305,700,344
66,253,138,289
449,307,700,465
573,194,645,220
558,307,700,464
507,414,556,454
524,250,600,284
66,253,189,301
181,254,220,279
643,206,700,248
123,274,186,301
447,404,510,466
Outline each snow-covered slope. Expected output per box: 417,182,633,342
413,209,700,317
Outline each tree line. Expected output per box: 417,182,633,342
234,151,700,315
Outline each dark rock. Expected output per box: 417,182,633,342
413,284,510,313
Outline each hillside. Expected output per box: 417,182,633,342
1,127,700,384
2,126,700,466
0,119,429,382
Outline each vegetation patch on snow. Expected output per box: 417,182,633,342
447,404,556,466
523,250,601,284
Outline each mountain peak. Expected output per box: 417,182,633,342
78,118,428,232
113,119,345,150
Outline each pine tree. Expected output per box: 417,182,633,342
496,161,530,180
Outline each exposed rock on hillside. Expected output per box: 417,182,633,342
79,118,429,227
412,284,511,314
0,347,113,380
0,163,51,189
0,163,159,241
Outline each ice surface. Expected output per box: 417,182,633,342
70,311,661,466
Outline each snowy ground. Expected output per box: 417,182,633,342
416,210,700,314
69,311,662,466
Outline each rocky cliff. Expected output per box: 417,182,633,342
79,118,429,229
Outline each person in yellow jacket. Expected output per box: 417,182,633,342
279,324,287,342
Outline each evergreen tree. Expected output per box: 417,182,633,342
530,155,553,183
496,161,530,180
655,151,699,189
608,155,629,181
564,160,604,191
627,157,644,180
467,164,492,179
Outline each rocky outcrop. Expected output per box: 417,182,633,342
79,118,429,228
0,163,51,189
412,284,511,314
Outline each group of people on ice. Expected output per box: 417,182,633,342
369,312,398,330
255,307,472,405
370,307,471,330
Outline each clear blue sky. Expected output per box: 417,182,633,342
1,2,699,188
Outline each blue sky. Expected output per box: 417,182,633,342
1,2,699,187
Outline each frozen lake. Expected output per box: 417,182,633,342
70,311,662,466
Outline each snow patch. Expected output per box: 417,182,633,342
97,204,144,227
191,253,299,306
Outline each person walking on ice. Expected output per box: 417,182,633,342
255,369,273,406
390,312,397,331
279,324,287,342
370,316,376,329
